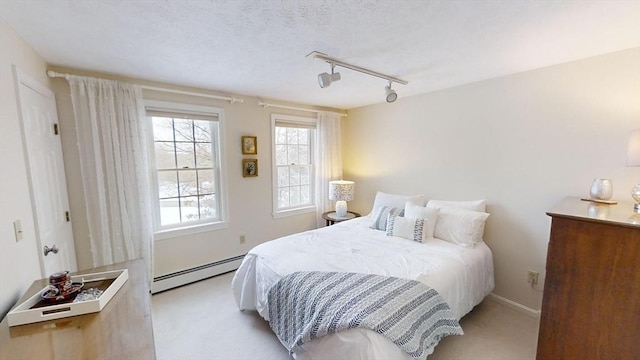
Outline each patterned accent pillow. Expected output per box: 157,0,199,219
386,214,425,242
369,206,404,231
404,202,439,239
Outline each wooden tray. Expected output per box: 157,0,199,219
580,198,618,205
7,269,128,326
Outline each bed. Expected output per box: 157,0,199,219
232,194,494,359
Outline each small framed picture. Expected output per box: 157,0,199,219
243,159,258,177
242,136,257,155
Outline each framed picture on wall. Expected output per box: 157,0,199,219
243,159,258,177
242,136,257,155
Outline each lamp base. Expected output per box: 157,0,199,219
335,201,347,218
634,203,640,214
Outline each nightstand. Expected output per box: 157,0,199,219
322,211,361,226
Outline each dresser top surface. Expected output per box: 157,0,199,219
548,196,640,228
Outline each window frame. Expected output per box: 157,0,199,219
271,113,317,218
145,100,229,240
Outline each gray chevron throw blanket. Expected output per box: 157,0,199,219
267,271,463,360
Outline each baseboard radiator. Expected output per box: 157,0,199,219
151,255,245,294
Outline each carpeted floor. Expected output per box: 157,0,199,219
151,271,539,360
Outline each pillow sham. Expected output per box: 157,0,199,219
370,191,426,215
427,199,486,213
404,201,439,239
432,206,489,247
386,214,426,243
369,206,404,231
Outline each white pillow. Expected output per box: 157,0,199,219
370,191,426,214
427,199,486,213
404,201,439,239
369,206,404,231
432,207,489,247
385,215,426,243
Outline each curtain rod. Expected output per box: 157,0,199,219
258,102,347,117
46,70,244,104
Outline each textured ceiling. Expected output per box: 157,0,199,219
1,1,639,109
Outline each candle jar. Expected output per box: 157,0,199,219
590,179,613,200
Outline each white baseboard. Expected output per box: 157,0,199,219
151,255,244,294
487,293,541,318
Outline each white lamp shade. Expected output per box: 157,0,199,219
628,129,640,167
328,180,355,201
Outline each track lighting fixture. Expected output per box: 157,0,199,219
385,82,397,103
318,64,341,88
308,51,408,103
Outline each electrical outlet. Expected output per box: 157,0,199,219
239,235,246,244
527,270,539,285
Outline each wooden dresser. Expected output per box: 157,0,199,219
0,259,155,359
537,197,640,360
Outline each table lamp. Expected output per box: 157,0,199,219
627,129,640,213
329,180,355,218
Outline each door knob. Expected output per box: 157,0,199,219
44,245,59,256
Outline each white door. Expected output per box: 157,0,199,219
14,66,77,276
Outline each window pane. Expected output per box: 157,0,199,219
173,119,193,142
275,145,287,165
180,196,200,222
290,166,300,186
175,143,195,169
278,188,289,208
195,142,213,168
157,171,178,198
300,166,310,185
200,194,216,219
287,145,299,165
159,198,181,226
298,129,308,145
155,142,176,170
290,186,301,206
275,127,287,144
198,169,214,194
153,117,174,141
298,145,309,164
193,120,211,142
287,128,298,144
178,170,198,196
278,167,289,187
300,185,310,204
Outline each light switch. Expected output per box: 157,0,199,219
14,220,23,242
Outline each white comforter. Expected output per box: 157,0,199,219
232,216,494,359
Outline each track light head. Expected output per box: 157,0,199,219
318,63,341,88
385,84,398,103
318,71,341,88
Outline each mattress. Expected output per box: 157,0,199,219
232,216,494,359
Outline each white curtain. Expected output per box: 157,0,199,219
315,111,343,226
68,75,153,285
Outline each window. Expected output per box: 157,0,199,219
146,100,227,237
272,114,316,217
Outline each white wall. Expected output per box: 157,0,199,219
0,19,53,317
342,48,640,310
49,68,337,277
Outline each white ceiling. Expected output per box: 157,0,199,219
1,1,639,109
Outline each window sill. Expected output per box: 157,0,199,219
154,221,229,241
273,206,316,219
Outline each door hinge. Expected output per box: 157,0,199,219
65,211,70,222
53,123,59,135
